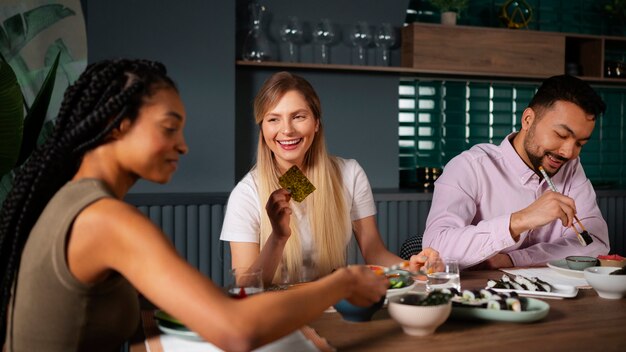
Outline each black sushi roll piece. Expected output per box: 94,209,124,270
580,230,593,245
519,297,529,311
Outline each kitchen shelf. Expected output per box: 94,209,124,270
236,60,626,85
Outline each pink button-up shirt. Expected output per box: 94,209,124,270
422,133,609,269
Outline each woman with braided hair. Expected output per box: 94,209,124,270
0,59,388,352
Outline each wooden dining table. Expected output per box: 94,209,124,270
129,269,626,351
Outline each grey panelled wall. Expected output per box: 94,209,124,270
597,194,626,256
127,191,625,284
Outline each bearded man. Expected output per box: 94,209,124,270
421,75,609,269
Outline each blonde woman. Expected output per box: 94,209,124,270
221,72,439,285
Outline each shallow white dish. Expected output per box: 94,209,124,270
547,259,585,278
451,297,550,323
156,321,203,342
488,283,579,298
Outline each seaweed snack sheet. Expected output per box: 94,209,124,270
278,165,316,202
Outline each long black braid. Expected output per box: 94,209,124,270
0,59,177,345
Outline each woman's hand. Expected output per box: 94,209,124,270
408,247,440,273
265,188,293,240
341,265,388,307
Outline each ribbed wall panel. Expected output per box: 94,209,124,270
136,202,229,285
598,196,626,255
133,193,624,283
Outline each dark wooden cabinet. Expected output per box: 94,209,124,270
401,23,626,84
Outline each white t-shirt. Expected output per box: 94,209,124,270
220,158,377,263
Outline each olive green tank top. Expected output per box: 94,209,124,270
7,179,140,352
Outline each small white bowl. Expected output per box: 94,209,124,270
583,266,626,299
388,294,451,336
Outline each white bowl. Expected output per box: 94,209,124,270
583,266,626,299
388,294,451,336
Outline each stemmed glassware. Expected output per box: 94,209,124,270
374,23,396,66
312,19,336,64
349,21,372,65
242,2,272,62
279,16,304,63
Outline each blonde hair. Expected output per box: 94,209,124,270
253,72,350,283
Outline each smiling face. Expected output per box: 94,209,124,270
516,100,595,176
116,87,188,183
260,90,319,172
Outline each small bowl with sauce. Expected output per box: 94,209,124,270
565,256,598,271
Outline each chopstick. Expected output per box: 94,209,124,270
538,166,592,246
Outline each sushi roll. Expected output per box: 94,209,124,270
479,289,495,300
506,297,522,312
533,278,553,292
514,275,539,291
490,293,506,301
508,281,524,290
486,299,507,310
519,297,529,311
462,290,479,301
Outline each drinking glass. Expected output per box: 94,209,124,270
279,16,304,63
374,23,396,66
312,19,336,64
242,2,272,61
228,267,264,299
425,258,461,292
349,21,372,65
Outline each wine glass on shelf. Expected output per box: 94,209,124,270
374,23,396,66
279,16,304,63
242,2,272,62
312,18,336,64
349,21,372,66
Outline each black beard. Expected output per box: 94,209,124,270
526,150,568,177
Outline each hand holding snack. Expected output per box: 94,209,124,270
278,165,316,202
265,188,293,240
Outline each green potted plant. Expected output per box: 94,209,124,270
429,0,469,25
0,52,59,206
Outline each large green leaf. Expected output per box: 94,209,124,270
0,4,75,60
17,52,60,166
0,54,23,175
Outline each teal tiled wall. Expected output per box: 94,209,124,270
399,79,626,188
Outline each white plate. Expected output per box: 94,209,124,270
156,321,204,342
547,259,586,278
451,297,550,323
489,283,579,298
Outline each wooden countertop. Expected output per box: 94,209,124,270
130,270,626,351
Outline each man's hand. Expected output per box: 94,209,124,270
510,190,577,239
